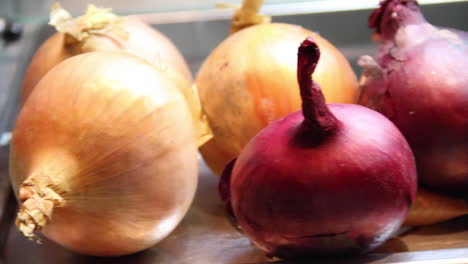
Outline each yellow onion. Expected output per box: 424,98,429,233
20,4,211,146
10,52,198,256
196,0,359,174
22,4,191,102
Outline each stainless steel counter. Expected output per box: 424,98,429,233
1,156,468,264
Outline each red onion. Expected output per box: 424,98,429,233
220,37,417,259
358,0,468,193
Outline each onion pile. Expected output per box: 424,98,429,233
11,52,199,256
220,37,417,259
196,0,359,175
358,0,468,192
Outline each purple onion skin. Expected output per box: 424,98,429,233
226,38,417,259
359,0,468,192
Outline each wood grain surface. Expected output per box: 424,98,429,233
1,155,467,264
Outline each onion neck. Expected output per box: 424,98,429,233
297,37,340,136
16,178,64,242
369,0,426,42
49,3,129,52
229,0,271,34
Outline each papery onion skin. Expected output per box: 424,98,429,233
197,23,359,175
404,188,468,226
224,38,417,259
10,52,198,256
21,9,191,104
358,0,468,192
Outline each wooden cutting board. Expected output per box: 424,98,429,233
1,153,468,264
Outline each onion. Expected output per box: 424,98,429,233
196,0,359,175
221,37,417,259
358,0,468,192
10,52,198,256
22,4,190,102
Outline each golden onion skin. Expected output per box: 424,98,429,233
196,23,359,175
11,52,198,256
21,16,192,104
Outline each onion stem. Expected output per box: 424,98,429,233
229,0,271,34
369,0,424,41
49,3,128,50
297,37,340,135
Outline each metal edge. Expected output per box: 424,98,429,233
136,0,468,25
0,23,42,262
